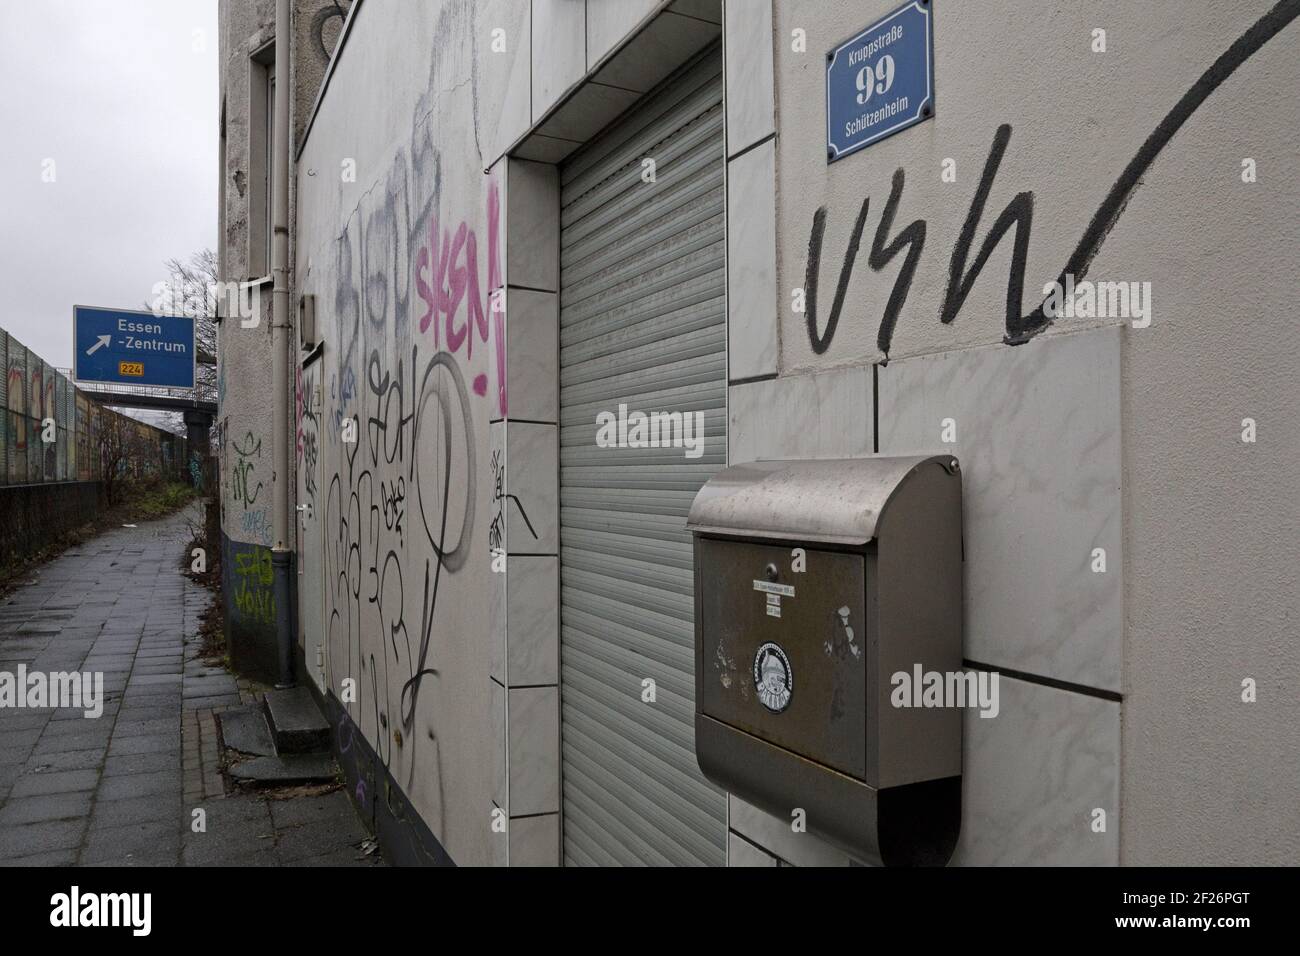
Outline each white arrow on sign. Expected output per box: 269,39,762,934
85,334,111,356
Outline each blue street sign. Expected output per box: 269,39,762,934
73,305,195,388
827,0,934,163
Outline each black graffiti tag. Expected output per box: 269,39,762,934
805,0,1300,358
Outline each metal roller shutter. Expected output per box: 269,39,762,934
558,46,727,867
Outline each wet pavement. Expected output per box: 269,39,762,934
0,505,379,866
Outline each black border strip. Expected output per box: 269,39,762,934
964,658,1123,703
727,130,775,163
729,372,778,387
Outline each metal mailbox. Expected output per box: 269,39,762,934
686,456,964,865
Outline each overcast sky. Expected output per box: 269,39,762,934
0,0,217,374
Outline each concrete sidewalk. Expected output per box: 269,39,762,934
0,505,379,866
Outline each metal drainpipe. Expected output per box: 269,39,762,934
271,0,294,688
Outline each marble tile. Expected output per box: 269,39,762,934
491,678,506,811
506,289,559,422
488,537,507,685
728,830,779,866
726,139,778,381
505,556,559,687
877,326,1123,692
531,0,587,121
671,0,721,23
728,367,872,464
512,133,583,165
507,422,559,554
592,9,722,93
727,795,854,867
489,422,507,681
586,0,660,69
951,672,1119,866
727,670,1119,868
510,812,560,866
490,809,509,867
536,81,642,143
508,686,560,816
506,159,560,293
723,0,774,155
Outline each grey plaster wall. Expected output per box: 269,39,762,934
217,0,348,674
722,0,1298,865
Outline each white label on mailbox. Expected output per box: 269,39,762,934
753,580,795,598
766,604,781,618
766,593,781,606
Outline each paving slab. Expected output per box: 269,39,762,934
0,791,95,825
9,768,101,798
220,708,276,757
229,754,338,785
0,506,385,868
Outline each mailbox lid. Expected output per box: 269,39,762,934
685,456,950,546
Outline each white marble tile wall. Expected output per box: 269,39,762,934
509,812,562,866
725,330,1123,867
586,0,662,69
722,0,773,155
506,159,559,293
877,325,1124,693
951,672,1119,866
723,1,778,383
494,154,563,865
728,366,872,463
725,138,777,381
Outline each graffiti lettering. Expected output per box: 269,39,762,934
229,431,263,509
233,547,275,626
804,0,1300,358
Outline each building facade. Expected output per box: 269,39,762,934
218,0,1300,866
216,0,348,679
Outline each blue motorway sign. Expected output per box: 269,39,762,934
827,0,934,163
73,305,195,388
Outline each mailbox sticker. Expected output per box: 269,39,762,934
754,642,793,714
753,580,795,598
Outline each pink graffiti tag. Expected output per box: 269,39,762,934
414,179,506,416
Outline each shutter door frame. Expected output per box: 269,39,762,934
558,44,727,867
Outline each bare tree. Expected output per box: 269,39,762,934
145,249,219,435
98,412,143,507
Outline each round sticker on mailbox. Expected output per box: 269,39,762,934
753,642,793,714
